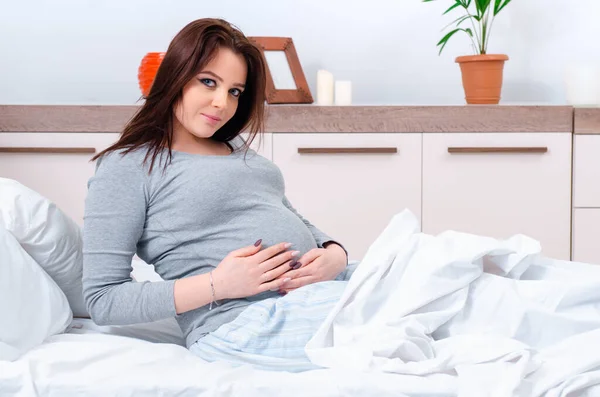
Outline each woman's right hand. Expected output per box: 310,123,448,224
211,240,298,300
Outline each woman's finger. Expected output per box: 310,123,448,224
277,276,315,290
296,248,323,268
251,242,293,263
258,275,292,294
261,258,295,284
259,249,300,272
228,240,263,258
283,261,314,280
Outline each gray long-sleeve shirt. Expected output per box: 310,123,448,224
82,141,336,347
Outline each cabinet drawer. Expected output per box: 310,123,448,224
273,133,421,260
422,132,572,260
573,135,600,207
0,132,120,225
572,208,600,264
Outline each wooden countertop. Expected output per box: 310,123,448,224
574,108,600,134
0,104,575,133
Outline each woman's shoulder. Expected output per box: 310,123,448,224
97,145,160,168
229,134,260,155
94,146,157,178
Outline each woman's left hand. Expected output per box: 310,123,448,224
277,243,347,293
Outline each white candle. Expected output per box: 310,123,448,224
335,80,352,106
316,70,334,106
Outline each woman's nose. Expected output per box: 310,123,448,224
211,89,228,109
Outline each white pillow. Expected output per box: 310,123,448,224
0,178,88,317
131,256,164,282
0,224,72,361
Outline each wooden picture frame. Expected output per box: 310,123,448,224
249,37,313,104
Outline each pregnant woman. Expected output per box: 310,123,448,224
82,17,349,372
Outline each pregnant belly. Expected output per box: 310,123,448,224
169,203,322,274
248,206,319,257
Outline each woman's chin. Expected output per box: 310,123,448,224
190,128,217,139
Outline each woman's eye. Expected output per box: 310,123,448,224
230,88,242,97
199,78,216,87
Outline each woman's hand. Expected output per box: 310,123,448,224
278,243,347,293
211,240,298,300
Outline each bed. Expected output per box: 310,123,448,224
2,178,600,396
1,316,458,397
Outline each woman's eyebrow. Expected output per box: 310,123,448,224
199,70,245,89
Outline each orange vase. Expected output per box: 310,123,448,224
138,52,165,96
455,54,509,104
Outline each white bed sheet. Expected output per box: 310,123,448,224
1,260,455,397
305,210,600,396
0,326,456,397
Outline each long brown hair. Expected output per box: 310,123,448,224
93,18,267,172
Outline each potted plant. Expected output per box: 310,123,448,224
424,0,513,104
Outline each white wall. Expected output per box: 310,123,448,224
1,0,598,105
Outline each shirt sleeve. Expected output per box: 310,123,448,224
82,151,177,326
281,195,348,259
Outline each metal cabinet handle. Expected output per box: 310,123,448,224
298,147,397,154
0,147,96,154
447,146,548,154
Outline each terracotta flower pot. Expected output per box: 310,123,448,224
138,52,165,97
455,54,509,105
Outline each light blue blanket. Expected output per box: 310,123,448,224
189,262,358,372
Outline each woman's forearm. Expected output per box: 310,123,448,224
174,272,217,314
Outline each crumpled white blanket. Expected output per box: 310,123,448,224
305,210,600,397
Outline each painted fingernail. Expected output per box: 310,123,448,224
254,239,262,247
283,277,291,283
292,262,302,270
284,243,292,249
289,259,298,268
278,290,287,296
290,250,300,257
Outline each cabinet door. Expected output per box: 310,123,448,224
573,135,600,207
273,133,421,261
422,133,572,260
572,208,600,264
0,133,120,225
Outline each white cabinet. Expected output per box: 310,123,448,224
572,209,600,264
272,133,422,261
0,130,576,262
0,133,120,225
572,135,600,263
422,133,572,260
573,135,600,207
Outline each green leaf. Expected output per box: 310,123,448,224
494,0,512,15
442,14,473,31
436,28,473,55
474,0,492,18
443,1,462,15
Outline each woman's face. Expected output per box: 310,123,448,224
173,47,247,141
